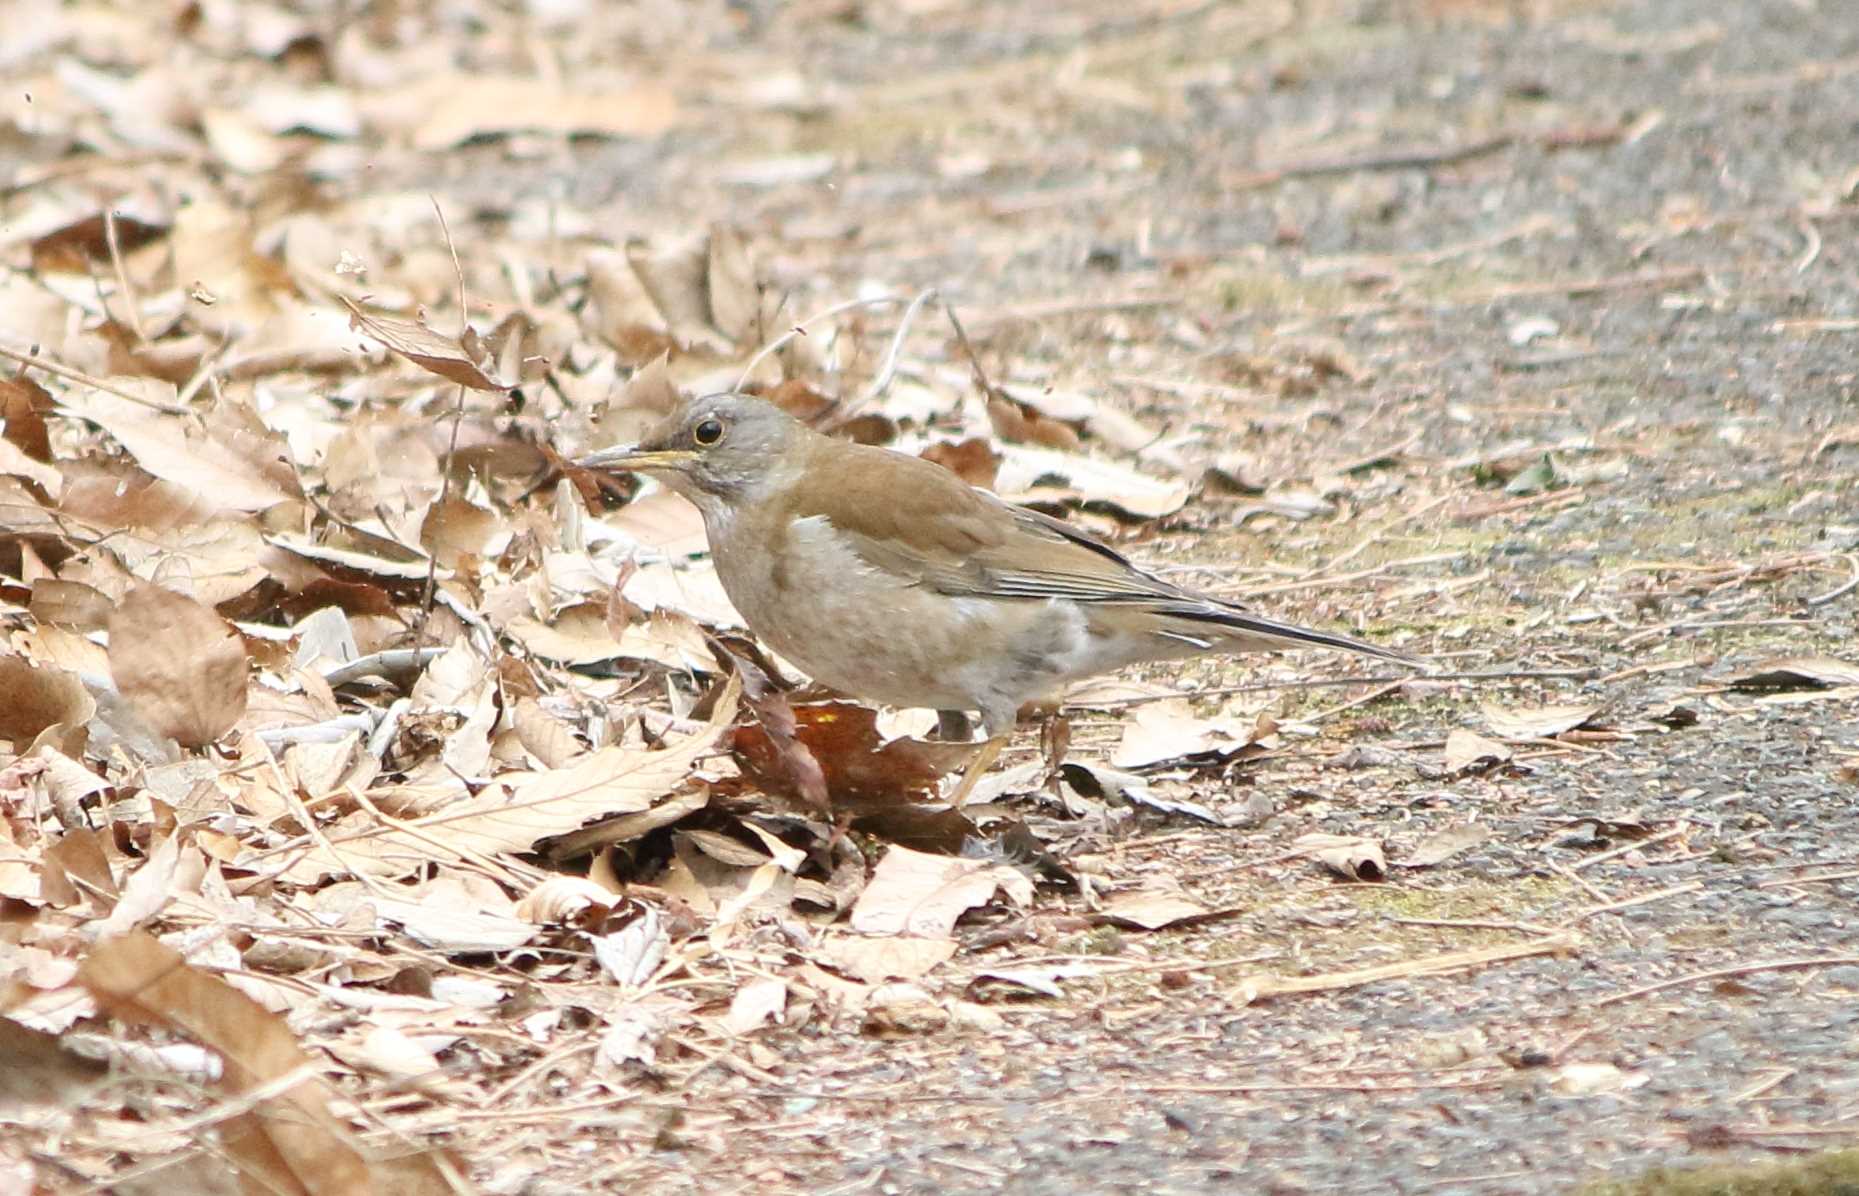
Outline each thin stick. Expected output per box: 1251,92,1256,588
1569,823,1689,872
0,342,190,413
1236,934,1579,1001
103,208,146,344
1754,868,1859,889
1089,666,1598,708
417,196,470,640
865,287,939,402
940,299,1002,404
1571,880,1702,920
1231,550,1465,598
730,294,909,394
1805,553,1859,607
1596,956,1859,1007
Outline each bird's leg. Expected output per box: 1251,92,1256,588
946,734,1009,808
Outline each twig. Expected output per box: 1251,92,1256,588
1570,880,1703,920
1569,823,1689,872
417,196,470,642
103,208,146,344
1301,680,1404,724
1754,869,1859,889
731,294,910,394
1092,666,1597,708
1596,956,1859,1007
864,287,939,403
1235,934,1579,1001
0,342,191,413
1390,916,1562,935
939,299,1002,404
1232,550,1465,598
1805,553,1859,607
1550,862,1611,904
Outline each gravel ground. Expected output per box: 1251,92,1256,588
517,0,1859,1192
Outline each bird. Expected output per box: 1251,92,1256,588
577,393,1416,805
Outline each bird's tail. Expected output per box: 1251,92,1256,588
1154,602,1421,665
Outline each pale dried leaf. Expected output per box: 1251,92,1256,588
1399,822,1492,869
721,976,787,1036
849,846,1033,938
1295,832,1387,881
1482,702,1602,739
61,394,298,512
514,876,619,925
1444,727,1513,773
342,299,510,392
1727,656,1859,691
814,935,958,983
591,906,668,988
994,443,1191,519
1094,887,1218,930
108,584,248,748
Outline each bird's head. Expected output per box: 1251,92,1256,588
576,393,807,517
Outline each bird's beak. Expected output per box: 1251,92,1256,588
574,444,698,473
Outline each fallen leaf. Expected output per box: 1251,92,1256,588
0,656,95,750
342,298,511,392
1093,887,1224,930
591,905,668,987
721,976,787,1036
969,964,1100,998
514,876,621,926
849,846,1033,938
1399,822,1492,868
814,935,958,983
1295,832,1386,882
1112,699,1274,769
79,932,454,1192
1481,702,1602,739
1443,727,1513,774
1727,656,1859,691
108,584,249,749
1547,1062,1648,1097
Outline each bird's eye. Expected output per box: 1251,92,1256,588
692,417,725,446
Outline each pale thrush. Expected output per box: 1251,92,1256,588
578,394,1414,803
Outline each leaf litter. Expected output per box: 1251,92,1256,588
9,2,1857,1192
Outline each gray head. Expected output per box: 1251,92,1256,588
575,393,808,516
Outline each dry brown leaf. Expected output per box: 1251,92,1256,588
814,934,959,983
1093,887,1223,930
78,931,376,1194
0,656,95,750
848,845,1034,938
994,443,1191,519
376,74,680,150
514,876,620,925
107,585,248,749
342,298,511,392
721,976,788,1036
1399,822,1492,868
1481,701,1602,739
1443,727,1513,774
1727,656,1859,691
302,676,736,872
62,394,299,512
1111,698,1273,769
1294,832,1387,882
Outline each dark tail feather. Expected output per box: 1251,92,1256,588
1161,602,1421,666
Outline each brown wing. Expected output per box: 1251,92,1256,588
790,437,1190,604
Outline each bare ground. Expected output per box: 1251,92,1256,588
5,0,1859,1193
561,2,1859,1192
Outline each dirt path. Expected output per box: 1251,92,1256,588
581,1,1859,1191
5,1,1856,1193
